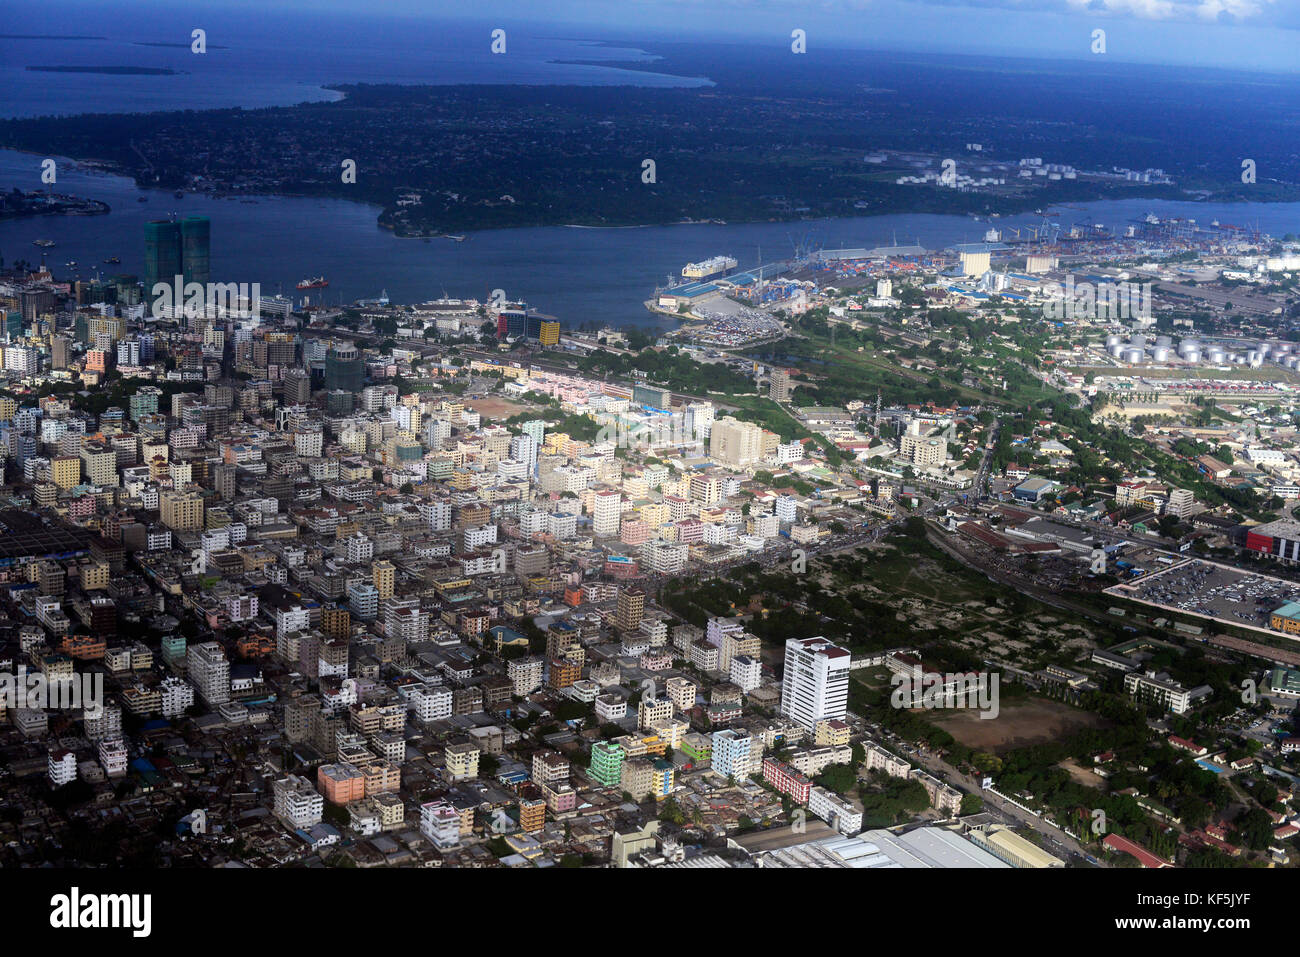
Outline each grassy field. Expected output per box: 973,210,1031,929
819,536,1113,674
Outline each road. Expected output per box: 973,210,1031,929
852,712,1099,866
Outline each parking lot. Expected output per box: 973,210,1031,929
1117,558,1300,635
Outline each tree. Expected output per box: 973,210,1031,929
658,797,687,825
959,793,985,815
815,763,857,795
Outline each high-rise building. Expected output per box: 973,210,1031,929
592,488,621,538
144,220,183,291
273,774,324,829
780,637,851,729
419,801,461,848
144,217,210,292
519,798,546,832
48,749,77,787
186,640,230,706
614,586,645,633
1166,488,1194,519
711,728,755,779
51,336,71,370
709,417,764,468
180,216,210,286
372,560,395,601
589,741,625,788
769,368,792,402
325,343,364,394
160,488,204,532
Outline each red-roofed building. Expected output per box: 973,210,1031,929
1168,736,1207,757
1102,833,1172,869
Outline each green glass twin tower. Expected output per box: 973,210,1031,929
144,217,210,290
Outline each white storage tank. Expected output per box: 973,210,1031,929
1182,348,1201,363
1105,334,1123,348
1123,347,1144,364
1152,346,1171,362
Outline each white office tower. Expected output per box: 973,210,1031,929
686,402,715,442
592,489,621,538
48,749,77,787
780,636,850,729
273,774,324,829
421,500,452,532
186,641,231,706
510,433,538,473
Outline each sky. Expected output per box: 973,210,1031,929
26,0,1300,73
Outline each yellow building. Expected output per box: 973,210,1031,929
444,741,480,781
814,718,852,748
160,489,204,532
372,560,395,601
519,798,546,833
1271,602,1300,635
51,456,81,490
81,562,111,591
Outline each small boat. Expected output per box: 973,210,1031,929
103,256,120,264
33,239,55,248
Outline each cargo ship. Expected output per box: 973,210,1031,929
297,276,329,290
681,255,737,280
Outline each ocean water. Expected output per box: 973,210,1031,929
4,3,1300,329
0,3,707,119
6,149,1300,331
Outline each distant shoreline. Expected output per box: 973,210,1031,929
25,65,183,76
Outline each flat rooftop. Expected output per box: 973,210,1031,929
0,509,93,565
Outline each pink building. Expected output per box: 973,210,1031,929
620,519,650,546
763,757,812,804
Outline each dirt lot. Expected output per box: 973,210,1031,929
929,699,1108,754
1059,758,1107,791
464,396,531,419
